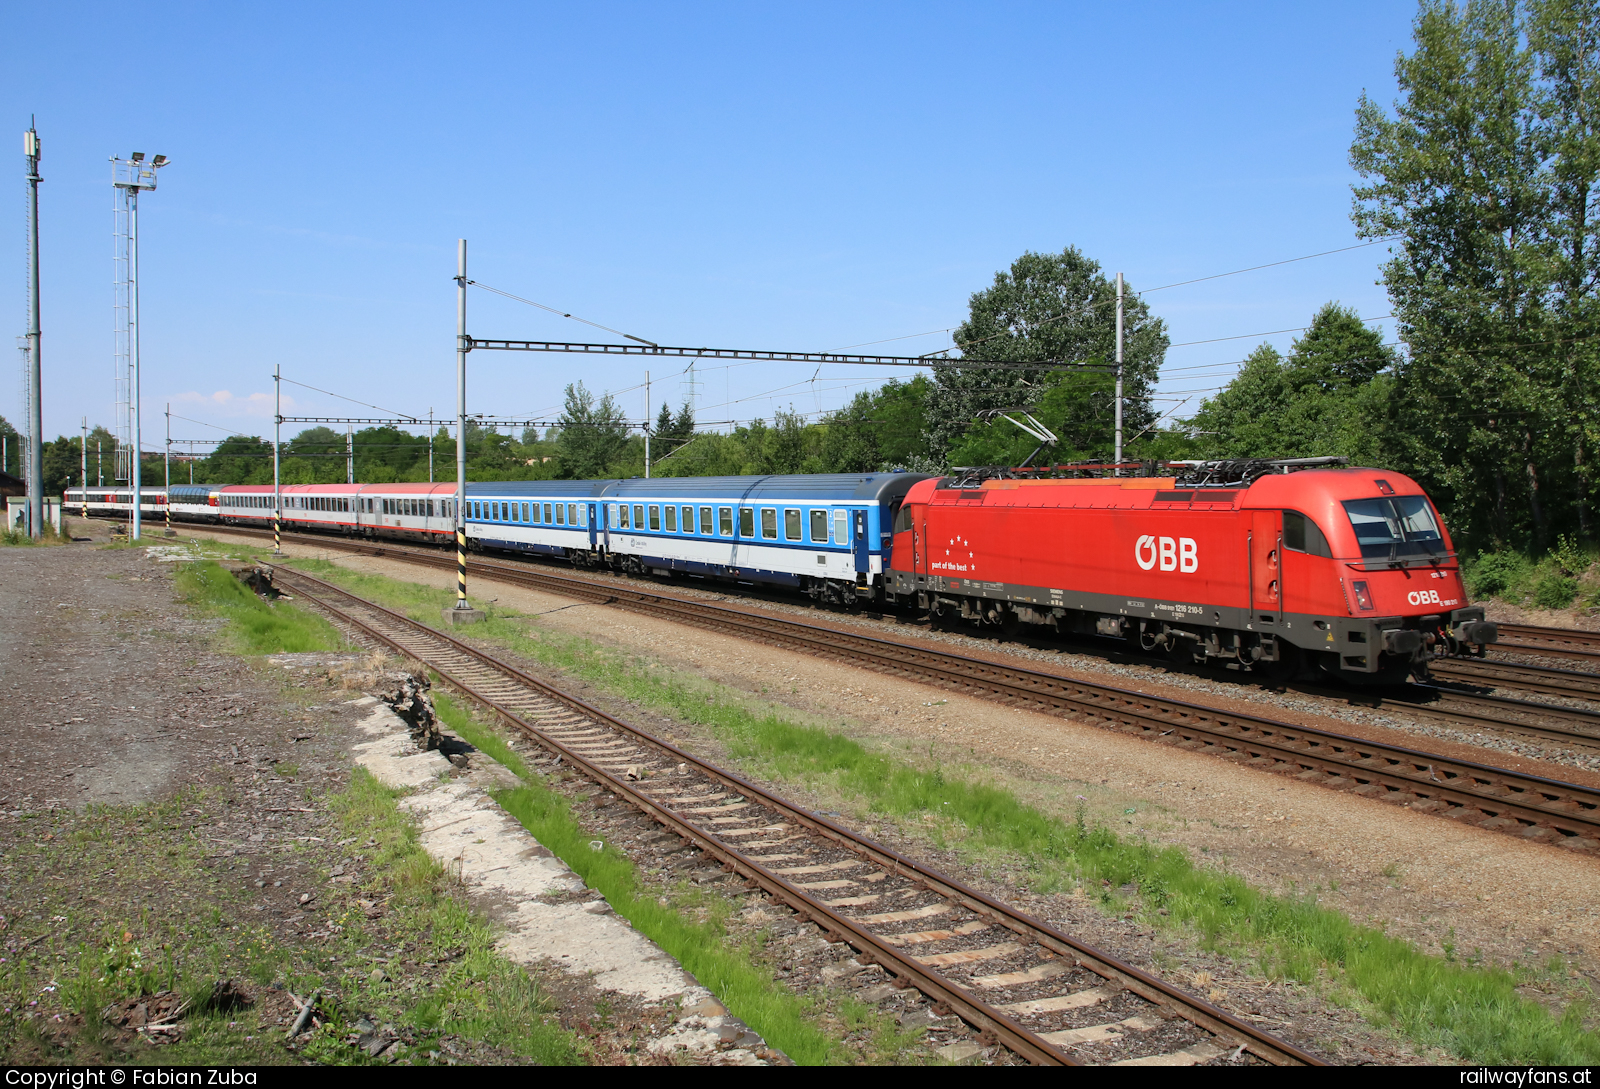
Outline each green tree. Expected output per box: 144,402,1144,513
926,246,1168,466
1187,304,1396,462
556,382,630,479
815,376,934,472
198,435,273,485
1350,0,1600,549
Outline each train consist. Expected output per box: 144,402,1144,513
65,458,1496,683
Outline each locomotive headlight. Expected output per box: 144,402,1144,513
1351,580,1375,611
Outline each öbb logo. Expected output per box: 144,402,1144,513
1407,590,1444,606
1135,535,1198,573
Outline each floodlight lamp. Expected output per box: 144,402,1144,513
131,152,145,162
152,155,168,167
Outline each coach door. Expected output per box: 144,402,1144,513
1249,510,1281,623
852,510,869,574
588,504,598,552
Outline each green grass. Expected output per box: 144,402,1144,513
174,557,349,655
1,521,69,546
274,552,1600,1065
309,767,585,1065
0,775,585,1066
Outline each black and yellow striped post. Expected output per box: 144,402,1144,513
274,511,281,555
442,239,483,627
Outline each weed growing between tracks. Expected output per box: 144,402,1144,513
271,551,1600,1065
429,692,930,1066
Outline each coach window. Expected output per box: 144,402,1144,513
739,507,754,537
809,509,828,542
548,503,558,525
665,505,678,532
761,508,777,539
699,506,713,534
649,505,660,531
1283,511,1333,558
718,507,733,536
569,504,579,525
632,504,644,530
617,504,629,529
784,509,802,541
538,502,548,523
835,510,849,546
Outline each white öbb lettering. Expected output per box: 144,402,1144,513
1407,589,1445,606
1135,535,1198,573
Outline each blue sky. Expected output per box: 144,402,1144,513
2,1,1417,450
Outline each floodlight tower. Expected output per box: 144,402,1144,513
112,151,169,540
23,121,41,538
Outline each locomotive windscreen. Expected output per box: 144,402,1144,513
1341,496,1446,560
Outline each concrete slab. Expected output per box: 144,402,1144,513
347,697,775,1063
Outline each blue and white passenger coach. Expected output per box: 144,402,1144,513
468,473,932,604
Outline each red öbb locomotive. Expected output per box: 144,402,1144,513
884,458,1497,683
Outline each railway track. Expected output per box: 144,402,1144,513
1430,658,1600,703
1492,623,1600,667
1322,679,1600,750
178,523,1600,849
270,565,1317,1068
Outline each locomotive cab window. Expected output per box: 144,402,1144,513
1342,496,1446,561
893,503,912,533
1283,511,1332,557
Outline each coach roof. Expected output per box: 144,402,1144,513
607,473,934,502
